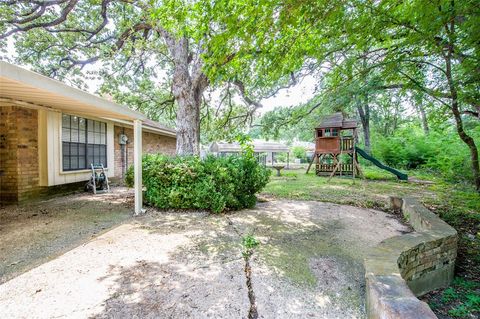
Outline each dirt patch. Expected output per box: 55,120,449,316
0,200,410,318
0,187,133,283
227,200,411,318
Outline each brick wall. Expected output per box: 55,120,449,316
0,104,39,203
113,125,176,179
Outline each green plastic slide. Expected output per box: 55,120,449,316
355,147,408,181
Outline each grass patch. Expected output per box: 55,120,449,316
262,166,434,210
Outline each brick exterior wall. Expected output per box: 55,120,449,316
0,104,39,203
0,107,175,202
113,125,176,179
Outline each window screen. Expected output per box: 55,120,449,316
62,114,107,171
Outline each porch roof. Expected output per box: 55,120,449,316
0,61,175,136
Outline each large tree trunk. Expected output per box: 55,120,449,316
357,94,371,154
163,34,208,156
174,84,201,155
451,102,480,191
444,17,480,191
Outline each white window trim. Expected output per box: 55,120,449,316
59,113,108,173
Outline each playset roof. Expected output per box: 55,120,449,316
316,112,357,129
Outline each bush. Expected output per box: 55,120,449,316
371,124,480,185
125,154,271,213
292,146,308,162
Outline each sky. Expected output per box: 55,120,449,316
5,37,317,116
259,75,317,114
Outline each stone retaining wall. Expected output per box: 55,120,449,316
365,197,457,319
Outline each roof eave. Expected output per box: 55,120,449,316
0,61,146,121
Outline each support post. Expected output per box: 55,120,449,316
352,148,356,180
306,152,316,174
133,120,143,215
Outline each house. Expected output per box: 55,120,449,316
209,140,290,166
0,61,176,213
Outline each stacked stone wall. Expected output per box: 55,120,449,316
365,197,458,319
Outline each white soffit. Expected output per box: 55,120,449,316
0,61,146,121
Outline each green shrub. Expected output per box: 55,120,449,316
371,124,480,185
125,166,134,187
125,154,270,213
292,146,307,162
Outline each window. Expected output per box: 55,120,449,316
317,130,323,138
62,114,107,171
324,128,331,137
332,128,339,137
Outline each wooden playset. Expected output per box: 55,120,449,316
306,112,360,178
306,112,408,181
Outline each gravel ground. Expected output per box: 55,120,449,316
0,198,410,319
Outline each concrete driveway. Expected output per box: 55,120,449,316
0,200,409,319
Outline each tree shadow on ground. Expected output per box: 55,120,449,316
90,258,249,319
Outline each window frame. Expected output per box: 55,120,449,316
61,114,108,172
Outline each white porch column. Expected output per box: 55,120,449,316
133,120,143,215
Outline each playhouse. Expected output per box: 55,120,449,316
306,113,359,178
306,112,408,180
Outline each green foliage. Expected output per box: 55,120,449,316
436,278,480,318
126,154,270,213
442,287,459,303
242,235,260,250
274,152,289,163
200,99,252,143
448,304,469,318
235,133,255,158
125,165,134,188
371,125,480,185
242,234,260,258
292,146,307,162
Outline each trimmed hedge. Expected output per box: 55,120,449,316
126,154,271,213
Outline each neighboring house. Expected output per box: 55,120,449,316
0,61,176,212
209,140,290,166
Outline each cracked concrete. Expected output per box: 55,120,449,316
0,199,409,318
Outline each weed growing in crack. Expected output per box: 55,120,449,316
242,235,260,251
241,234,259,319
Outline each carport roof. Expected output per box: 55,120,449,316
0,61,175,135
